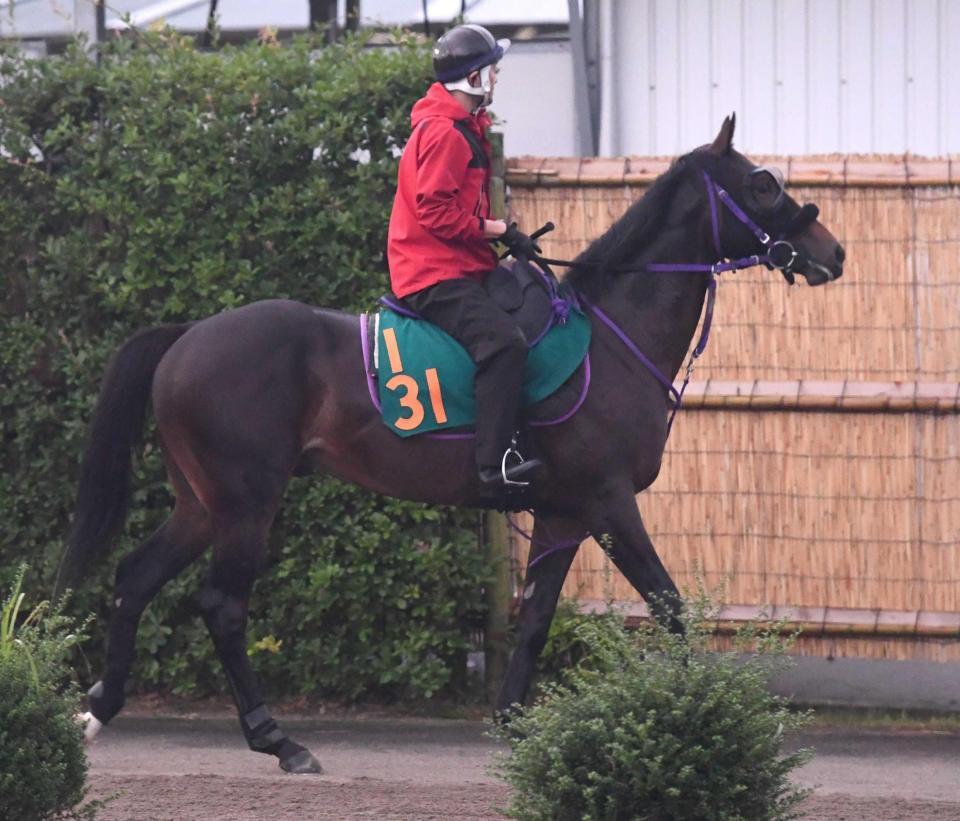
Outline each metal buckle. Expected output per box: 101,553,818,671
768,240,798,271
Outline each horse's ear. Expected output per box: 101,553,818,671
709,113,736,155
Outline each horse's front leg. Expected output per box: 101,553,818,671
494,514,586,717
589,490,684,635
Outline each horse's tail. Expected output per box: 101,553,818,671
54,323,192,598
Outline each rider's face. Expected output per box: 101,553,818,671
482,64,498,106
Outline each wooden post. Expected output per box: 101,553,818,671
483,130,513,702
484,509,512,702
74,0,104,60
345,0,360,32
488,131,506,223
309,0,338,43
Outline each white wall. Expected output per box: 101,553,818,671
606,0,960,157
8,0,956,156
489,39,578,156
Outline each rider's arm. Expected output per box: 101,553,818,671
414,121,494,241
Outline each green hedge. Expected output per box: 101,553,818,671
0,570,94,820
0,31,488,701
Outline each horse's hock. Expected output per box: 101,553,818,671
507,154,960,705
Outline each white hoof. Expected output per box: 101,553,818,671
77,711,103,742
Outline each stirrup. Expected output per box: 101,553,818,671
501,446,531,487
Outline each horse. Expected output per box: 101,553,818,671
57,115,844,774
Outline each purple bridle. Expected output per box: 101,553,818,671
515,170,809,570
576,169,810,432
382,171,815,571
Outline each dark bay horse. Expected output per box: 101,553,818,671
59,116,844,773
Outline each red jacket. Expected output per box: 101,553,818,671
387,83,498,298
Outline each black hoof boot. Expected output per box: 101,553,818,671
242,706,324,774
492,705,527,742
279,746,324,774
88,679,125,724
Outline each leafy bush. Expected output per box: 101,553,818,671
0,31,486,701
536,597,625,685
493,596,812,821
0,570,94,820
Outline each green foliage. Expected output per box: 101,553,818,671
493,595,812,821
536,597,625,685
0,31,486,702
0,569,95,820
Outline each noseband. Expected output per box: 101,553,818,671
647,170,819,285
527,168,823,433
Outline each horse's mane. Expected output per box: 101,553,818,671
566,156,690,296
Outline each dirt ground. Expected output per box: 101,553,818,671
84,705,960,820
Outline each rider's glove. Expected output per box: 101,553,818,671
499,223,542,259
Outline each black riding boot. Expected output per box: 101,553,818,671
401,277,543,491
474,344,543,491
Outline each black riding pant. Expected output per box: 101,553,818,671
403,277,528,471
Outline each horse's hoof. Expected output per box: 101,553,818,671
280,749,323,774
492,707,528,743
76,711,103,743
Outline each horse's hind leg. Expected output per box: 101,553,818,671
200,511,322,775
86,497,211,733
495,514,585,717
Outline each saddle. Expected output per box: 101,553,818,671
483,258,564,344
370,260,590,438
381,258,569,344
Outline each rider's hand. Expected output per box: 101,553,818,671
498,222,542,259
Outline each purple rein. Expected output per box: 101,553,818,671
517,170,790,569
507,171,817,573
577,170,791,432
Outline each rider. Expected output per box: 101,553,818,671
387,23,543,496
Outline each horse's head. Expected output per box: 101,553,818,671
692,114,845,286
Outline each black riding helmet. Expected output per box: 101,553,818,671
433,23,510,83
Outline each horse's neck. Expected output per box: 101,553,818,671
592,226,711,384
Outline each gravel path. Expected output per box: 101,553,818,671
84,714,960,819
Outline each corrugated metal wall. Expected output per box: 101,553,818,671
495,41,579,156
607,0,960,157
6,2,958,156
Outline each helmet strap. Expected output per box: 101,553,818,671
443,65,494,107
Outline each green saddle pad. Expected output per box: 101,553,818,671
376,307,591,437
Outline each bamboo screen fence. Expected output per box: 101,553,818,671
506,156,960,662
